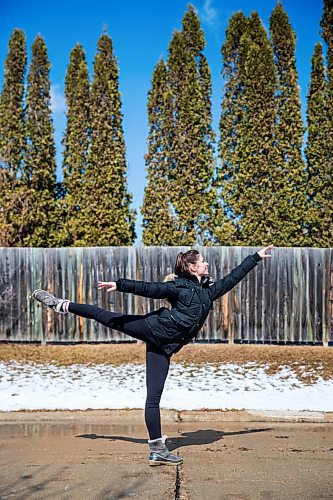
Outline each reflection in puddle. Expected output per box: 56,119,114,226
0,422,332,440
0,423,143,439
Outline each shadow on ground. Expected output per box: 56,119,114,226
77,427,273,451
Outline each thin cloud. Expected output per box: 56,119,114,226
50,84,66,114
201,0,219,27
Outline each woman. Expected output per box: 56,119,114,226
32,244,274,466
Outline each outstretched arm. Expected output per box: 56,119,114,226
209,245,274,302
98,279,178,300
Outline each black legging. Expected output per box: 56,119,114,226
68,302,171,440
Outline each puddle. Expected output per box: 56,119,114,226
0,421,332,441
0,423,144,440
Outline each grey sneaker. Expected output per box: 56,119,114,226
32,289,67,314
148,435,183,466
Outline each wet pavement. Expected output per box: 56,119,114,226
0,411,332,499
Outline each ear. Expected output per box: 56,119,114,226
188,262,197,273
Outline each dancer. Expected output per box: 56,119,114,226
32,244,274,466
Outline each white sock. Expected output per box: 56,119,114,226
148,436,162,443
148,435,167,444
55,299,70,314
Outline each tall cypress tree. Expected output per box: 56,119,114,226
217,12,248,244
318,0,333,246
218,13,278,245
166,5,215,245
305,43,332,246
0,29,27,246
269,2,307,246
24,35,57,247
56,44,90,246
321,0,333,117
196,45,218,244
142,59,176,245
234,13,278,245
80,32,135,246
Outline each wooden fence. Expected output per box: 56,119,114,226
0,246,332,345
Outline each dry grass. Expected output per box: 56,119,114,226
0,342,332,383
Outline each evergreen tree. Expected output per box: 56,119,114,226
55,44,90,246
166,5,216,245
305,43,332,246
319,0,333,245
234,13,278,245
216,12,248,244
218,13,278,245
142,59,176,245
196,47,218,244
80,32,135,246
0,29,27,246
320,1,333,141
24,35,57,247
269,2,307,246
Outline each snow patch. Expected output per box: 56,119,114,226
0,361,332,412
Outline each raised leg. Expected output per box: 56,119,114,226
68,302,152,342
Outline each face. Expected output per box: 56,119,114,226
189,254,209,277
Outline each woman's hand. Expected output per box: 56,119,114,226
98,281,117,292
258,244,275,259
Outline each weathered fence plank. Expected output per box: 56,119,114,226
0,246,332,344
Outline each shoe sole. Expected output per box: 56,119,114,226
32,289,44,300
149,459,183,466
31,290,66,314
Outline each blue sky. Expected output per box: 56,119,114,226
0,0,325,243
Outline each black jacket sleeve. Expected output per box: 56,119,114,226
116,278,179,300
209,252,262,302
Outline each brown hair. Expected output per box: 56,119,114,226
174,249,200,277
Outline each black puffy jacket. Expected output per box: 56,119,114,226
116,252,262,356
